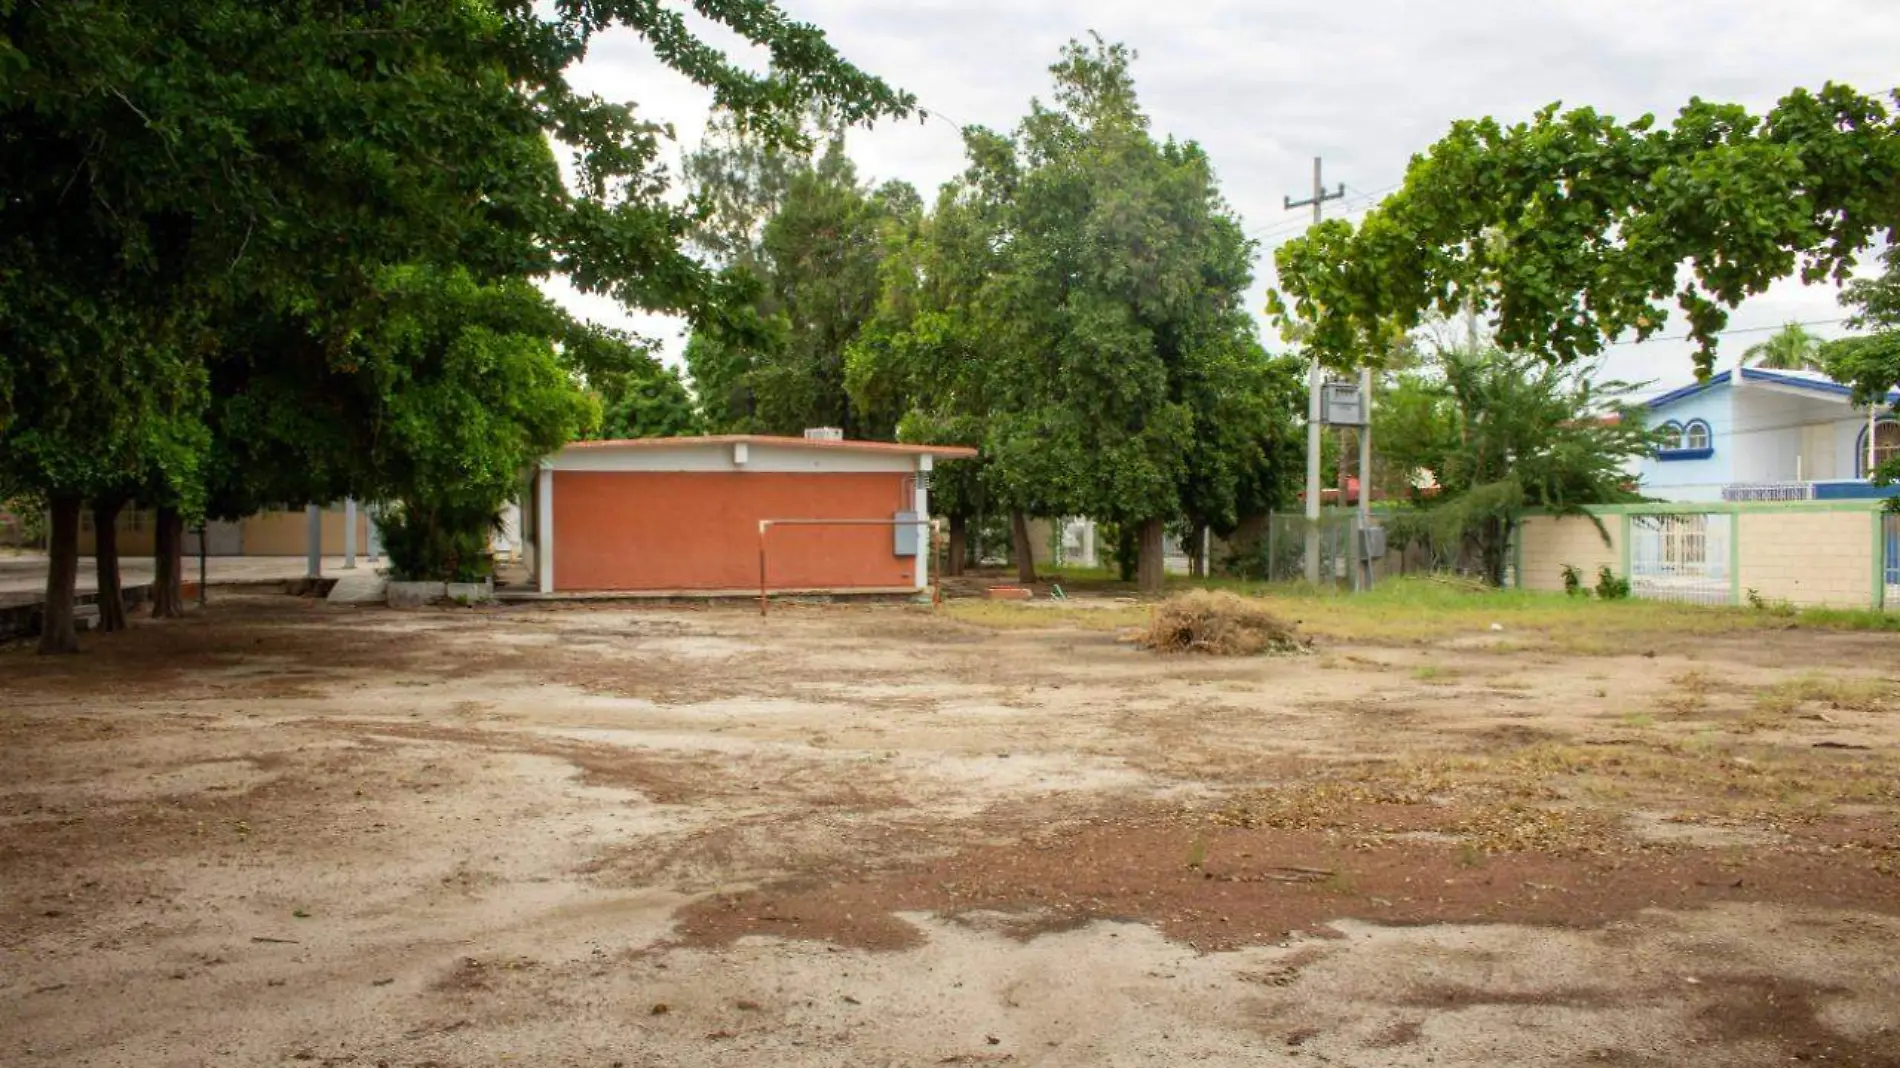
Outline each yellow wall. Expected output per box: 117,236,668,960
76,509,158,556
1516,515,1621,593
77,506,369,556
1737,511,1875,608
239,508,370,556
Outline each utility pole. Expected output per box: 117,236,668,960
1285,157,1345,585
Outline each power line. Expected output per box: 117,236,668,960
1246,182,1397,243
1609,317,1850,347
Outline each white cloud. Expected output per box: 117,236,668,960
546,0,1900,387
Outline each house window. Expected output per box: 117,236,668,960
1654,419,1712,461
1861,418,1900,478
122,510,144,532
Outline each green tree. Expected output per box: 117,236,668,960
1272,86,1900,377
2,0,913,652
1742,322,1825,370
683,135,921,437
979,36,1268,593
595,365,704,439
1823,246,1900,495
845,126,1018,573
1376,348,1657,586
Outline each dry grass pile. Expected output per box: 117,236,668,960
1137,590,1306,656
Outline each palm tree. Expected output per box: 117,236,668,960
1741,322,1824,371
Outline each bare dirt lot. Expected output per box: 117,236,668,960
4,589,1900,1067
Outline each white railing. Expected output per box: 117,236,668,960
1722,482,1816,502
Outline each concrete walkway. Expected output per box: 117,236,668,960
0,554,382,606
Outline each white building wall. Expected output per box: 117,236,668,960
550,441,925,474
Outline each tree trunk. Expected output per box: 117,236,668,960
1116,525,1136,583
1137,517,1166,596
1190,522,1210,578
38,496,82,655
151,507,186,618
1010,511,1035,584
1480,517,1510,588
93,499,128,633
945,515,967,578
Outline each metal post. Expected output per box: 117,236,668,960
913,459,931,593
343,497,358,569
305,504,322,579
1358,365,1374,592
1870,406,1880,478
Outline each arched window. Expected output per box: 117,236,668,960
1658,421,1683,449
1683,420,1712,451
1859,418,1900,478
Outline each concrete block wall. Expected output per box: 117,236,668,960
1517,515,1621,593
1736,511,1876,608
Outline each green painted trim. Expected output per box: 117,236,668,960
1525,499,1890,518
1620,512,1631,579
1730,514,1742,607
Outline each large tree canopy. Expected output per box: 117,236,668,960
682,131,922,436
978,37,1277,591
1,0,913,650
1272,86,1900,376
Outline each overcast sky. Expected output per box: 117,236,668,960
546,0,1900,397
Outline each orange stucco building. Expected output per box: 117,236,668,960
525,435,977,595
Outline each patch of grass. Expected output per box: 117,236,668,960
1185,836,1208,871
1756,673,1893,715
1621,712,1655,729
1657,668,1719,719
945,575,1900,648
1412,664,1456,683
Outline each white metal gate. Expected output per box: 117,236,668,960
1629,513,1731,605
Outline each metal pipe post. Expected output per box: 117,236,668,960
1304,359,1323,584
305,504,322,579
1358,366,1374,592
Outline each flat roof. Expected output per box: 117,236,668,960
1646,367,1900,410
564,434,978,459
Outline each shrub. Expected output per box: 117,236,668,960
378,500,499,582
1137,590,1307,656
1561,564,1586,597
1594,566,1631,600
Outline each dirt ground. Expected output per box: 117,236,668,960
3,590,1900,1067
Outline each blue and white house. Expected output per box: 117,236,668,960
1638,366,1900,503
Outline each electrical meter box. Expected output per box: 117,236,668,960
1359,525,1387,561
893,511,921,555
1321,381,1367,426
